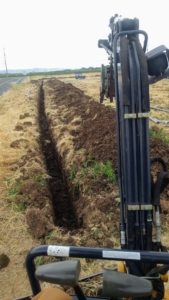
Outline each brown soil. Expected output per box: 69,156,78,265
1,76,169,299
25,77,169,243
43,79,119,236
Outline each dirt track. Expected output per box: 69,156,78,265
1,77,169,299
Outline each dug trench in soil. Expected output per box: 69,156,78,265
18,77,169,248
41,78,169,245
38,81,77,230
42,77,120,247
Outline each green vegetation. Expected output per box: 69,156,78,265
72,179,81,195
4,176,23,197
93,229,100,237
149,127,169,144
161,226,167,234
33,175,47,186
106,105,113,109
82,155,116,183
47,232,57,240
13,202,25,212
27,68,101,77
5,175,47,198
69,154,116,195
0,67,101,78
4,175,47,212
70,164,77,180
4,177,25,211
75,148,84,154
8,183,21,197
0,73,25,78
7,196,25,212
82,154,95,168
35,257,46,267
95,161,116,182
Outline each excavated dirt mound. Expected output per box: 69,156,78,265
7,78,169,246
42,78,120,247
26,77,169,245
1,77,169,300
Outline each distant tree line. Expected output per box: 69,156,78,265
0,67,101,78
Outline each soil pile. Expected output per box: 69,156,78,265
40,78,169,244
1,77,169,300
5,78,169,245
42,78,119,248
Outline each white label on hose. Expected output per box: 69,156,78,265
103,251,140,260
47,245,70,257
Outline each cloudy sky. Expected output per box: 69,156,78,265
0,0,168,70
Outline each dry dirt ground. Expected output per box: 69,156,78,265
0,74,169,299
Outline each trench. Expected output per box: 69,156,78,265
38,81,77,230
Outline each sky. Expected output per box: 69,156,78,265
0,0,169,71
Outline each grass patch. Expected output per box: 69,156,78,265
149,127,169,144
47,232,57,240
33,174,47,186
4,174,48,212
8,183,21,196
93,229,100,237
70,155,116,194
12,202,25,212
70,164,77,180
82,155,116,183
82,154,95,168
35,257,46,267
4,176,23,197
161,226,167,234
5,174,48,199
10,83,21,93
72,179,82,195
75,148,84,154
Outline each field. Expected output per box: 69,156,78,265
1,73,169,299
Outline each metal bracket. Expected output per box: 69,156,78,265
124,113,136,119
128,205,140,211
138,112,150,118
141,205,153,210
128,204,153,210
124,113,150,119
